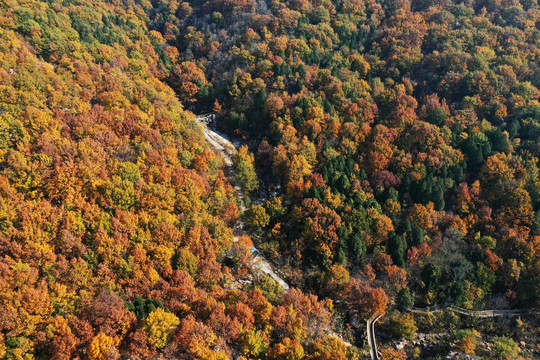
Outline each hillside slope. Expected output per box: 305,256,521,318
0,1,357,359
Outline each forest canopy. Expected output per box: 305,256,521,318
0,0,538,358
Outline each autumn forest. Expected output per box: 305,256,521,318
0,0,538,358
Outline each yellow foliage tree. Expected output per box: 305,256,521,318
380,348,407,360
391,313,417,340
240,328,268,358
455,329,480,354
245,204,271,229
144,308,180,349
267,337,304,360
234,145,260,193
309,336,350,360
88,333,115,360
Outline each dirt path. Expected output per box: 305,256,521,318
196,114,289,290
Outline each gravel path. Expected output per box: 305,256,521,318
196,114,289,290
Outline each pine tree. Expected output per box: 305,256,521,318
412,227,424,246
387,232,406,267
348,232,366,265
490,128,509,152
396,288,413,311
433,183,445,211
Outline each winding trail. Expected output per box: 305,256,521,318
196,114,289,291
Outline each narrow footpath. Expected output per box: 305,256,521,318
196,114,289,291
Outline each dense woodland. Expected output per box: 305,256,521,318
0,0,538,359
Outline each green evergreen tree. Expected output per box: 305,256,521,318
412,227,424,246
396,288,414,311
388,231,406,267
490,128,510,152
422,263,441,291
348,232,366,265
254,88,267,110
433,183,445,211
427,107,448,126
336,174,351,193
